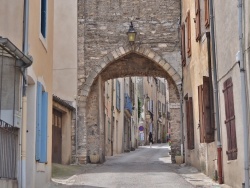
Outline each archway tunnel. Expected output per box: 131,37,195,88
76,48,182,164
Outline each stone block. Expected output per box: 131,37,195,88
168,67,176,76
153,54,162,63
147,52,156,59
119,47,126,55
163,62,171,71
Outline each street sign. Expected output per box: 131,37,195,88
139,126,144,131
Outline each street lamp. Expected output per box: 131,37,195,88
127,22,137,44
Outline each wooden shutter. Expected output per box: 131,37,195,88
203,76,214,143
223,77,237,160
195,0,201,41
185,11,192,57
198,85,204,143
181,23,186,66
189,97,195,149
40,91,48,163
186,97,194,149
36,82,42,161
204,0,210,28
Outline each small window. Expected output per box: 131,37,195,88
185,11,192,57
204,0,210,28
41,0,47,38
195,0,201,41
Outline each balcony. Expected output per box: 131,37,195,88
124,93,133,115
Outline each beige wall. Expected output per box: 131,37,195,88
104,78,125,156
26,0,54,187
0,0,54,187
0,0,24,48
53,0,77,102
181,0,216,179
214,1,244,187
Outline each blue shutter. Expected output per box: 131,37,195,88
41,0,47,37
116,80,120,110
40,92,48,163
36,82,42,161
116,81,118,109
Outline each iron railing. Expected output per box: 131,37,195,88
0,119,18,179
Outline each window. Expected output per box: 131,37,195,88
185,97,194,149
181,23,186,66
198,77,215,143
195,0,201,41
158,101,161,112
116,80,121,111
223,77,237,160
185,11,192,57
36,81,48,163
41,0,47,38
204,0,210,28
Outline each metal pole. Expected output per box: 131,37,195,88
238,0,249,187
209,0,223,184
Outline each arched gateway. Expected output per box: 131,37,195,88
77,0,181,164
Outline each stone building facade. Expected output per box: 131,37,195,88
77,0,182,163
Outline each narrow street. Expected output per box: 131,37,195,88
51,144,223,188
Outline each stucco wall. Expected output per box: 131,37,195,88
181,0,216,179
214,1,244,186
53,0,77,102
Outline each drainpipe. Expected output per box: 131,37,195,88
209,0,223,184
238,0,249,187
75,96,78,164
21,0,29,187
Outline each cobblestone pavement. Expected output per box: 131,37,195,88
50,144,231,188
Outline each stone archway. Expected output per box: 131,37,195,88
76,46,182,164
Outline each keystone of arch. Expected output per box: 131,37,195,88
82,46,181,97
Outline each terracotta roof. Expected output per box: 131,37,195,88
53,95,75,111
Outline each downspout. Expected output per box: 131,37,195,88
75,97,78,164
21,0,29,187
209,0,223,184
238,0,249,187
111,79,114,156
179,0,184,159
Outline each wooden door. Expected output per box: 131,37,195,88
52,109,62,164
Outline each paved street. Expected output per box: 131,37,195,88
51,143,230,188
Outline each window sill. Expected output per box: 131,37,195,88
39,33,48,52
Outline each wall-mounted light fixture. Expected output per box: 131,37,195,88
127,22,137,44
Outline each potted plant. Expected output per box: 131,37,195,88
90,151,100,164
175,152,183,164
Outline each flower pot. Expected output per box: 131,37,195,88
175,156,183,164
90,154,100,164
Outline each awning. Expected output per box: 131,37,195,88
0,37,32,67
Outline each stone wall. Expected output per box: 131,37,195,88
77,0,182,163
